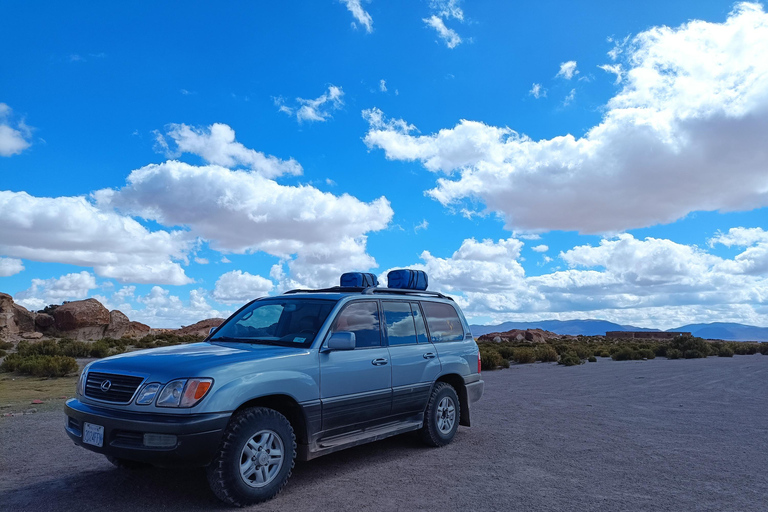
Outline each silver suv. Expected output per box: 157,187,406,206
64,274,484,506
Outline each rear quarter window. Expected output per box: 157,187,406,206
421,302,464,342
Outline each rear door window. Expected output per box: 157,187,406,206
383,301,419,346
410,302,430,344
421,302,464,343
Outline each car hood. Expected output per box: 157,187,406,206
86,341,309,379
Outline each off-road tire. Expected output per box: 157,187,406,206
419,382,461,447
206,407,296,507
105,455,151,470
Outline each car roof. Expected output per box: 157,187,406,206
271,286,455,303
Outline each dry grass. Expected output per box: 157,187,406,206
0,367,80,414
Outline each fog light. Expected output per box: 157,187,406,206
143,433,177,448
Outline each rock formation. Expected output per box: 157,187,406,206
178,318,225,337
478,328,559,344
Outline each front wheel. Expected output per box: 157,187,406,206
419,382,460,447
206,407,296,507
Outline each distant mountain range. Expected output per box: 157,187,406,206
468,320,768,341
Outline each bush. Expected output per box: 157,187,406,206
637,349,656,360
683,349,705,359
480,348,504,370
654,344,668,357
759,344,768,355
574,345,593,359
0,349,6,357
612,348,639,361
732,343,758,355
666,348,682,359
89,341,110,358
598,350,611,358
535,345,559,362
587,356,597,363
58,339,91,358
499,358,511,369
670,334,713,357
558,352,583,366
0,340,14,350
496,345,516,360
0,353,78,377
718,347,734,357
512,348,537,364
17,339,61,357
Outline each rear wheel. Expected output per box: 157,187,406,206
206,407,295,507
419,382,460,447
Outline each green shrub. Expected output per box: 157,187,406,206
0,353,78,377
499,358,510,369
587,356,597,363
670,334,713,357
17,339,61,357
612,348,639,361
558,352,583,366
759,344,768,355
89,341,110,358
512,348,537,364
732,343,758,355
575,345,592,359
535,345,559,362
683,349,705,359
637,349,656,360
718,347,734,357
58,339,91,358
480,348,503,371
598,350,611,358
0,349,6,357
0,340,14,350
654,344,668,357
496,345,516,360
666,348,682,359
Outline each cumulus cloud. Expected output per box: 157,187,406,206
598,63,623,84
0,191,193,285
129,286,229,328
155,123,302,178
392,232,768,329
363,4,768,234
556,61,579,80
710,227,768,275
529,83,546,99
15,271,98,311
423,15,462,49
340,0,373,33
0,257,24,277
0,103,32,157
213,270,274,304
532,245,548,253
276,86,345,123
430,0,464,21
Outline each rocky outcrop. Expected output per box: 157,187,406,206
51,299,111,340
105,310,150,339
478,328,558,344
34,313,55,330
178,318,225,337
1,293,37,339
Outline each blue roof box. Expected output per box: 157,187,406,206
340,272,379,288
387,269,428,291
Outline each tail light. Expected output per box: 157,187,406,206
478,352,482,373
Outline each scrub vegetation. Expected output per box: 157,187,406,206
477,334,767,370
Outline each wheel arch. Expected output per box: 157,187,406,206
234,394,310,445
435,373,471,427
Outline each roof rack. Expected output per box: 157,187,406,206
283,286,454,301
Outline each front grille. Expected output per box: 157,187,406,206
85,372,144,403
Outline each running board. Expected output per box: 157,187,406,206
298,416,424,461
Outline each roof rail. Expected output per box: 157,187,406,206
283,286,454,301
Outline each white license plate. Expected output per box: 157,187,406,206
83,422,104,447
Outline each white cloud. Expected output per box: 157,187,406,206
220,256,231,263
529,83,546,99
430,0,464,21
423,15,462,49
213,270,274,304
340,0,373,33
0,191,193,285
598,63,623,84
15,271,98,311
562,88,576,106
556,61,579,80
710,227,768,275
0,103,32,157
363,4,768,234
392,232,768,329
379,79,387,92
276,86,345,123
155,123,302,178
194,257,209,265
414,219,429,232
532,245,549,253
130,286,229,328
0,257,24,277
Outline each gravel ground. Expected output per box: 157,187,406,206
1,355,767,511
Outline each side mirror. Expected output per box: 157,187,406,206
326,332,356,351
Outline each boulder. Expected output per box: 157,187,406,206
35,313,55,330
478,328,557,344
177,318,225,337
52,299,110,340
105,310,150,338
21,332,43,339
1,293,37,339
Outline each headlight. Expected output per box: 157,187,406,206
156,378,213,408
76,364,92,396
135,383,161,405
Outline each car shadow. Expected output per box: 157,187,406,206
2,433,432,511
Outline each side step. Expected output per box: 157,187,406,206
298,417,423,461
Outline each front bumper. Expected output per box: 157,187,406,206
64,399,231,467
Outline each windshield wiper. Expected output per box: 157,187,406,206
210,336,277,345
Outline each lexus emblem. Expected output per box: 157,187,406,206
100,380,112,392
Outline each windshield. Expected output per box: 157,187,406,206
210,299,336,348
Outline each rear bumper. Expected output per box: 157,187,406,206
466,379,484,403
64,398,230,467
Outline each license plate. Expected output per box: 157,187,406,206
83,422,104,447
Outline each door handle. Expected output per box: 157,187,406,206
423,352,436,359
371,358,389,366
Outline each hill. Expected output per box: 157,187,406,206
669,323,768,341
468,319,656,337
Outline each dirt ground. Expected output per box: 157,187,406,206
1,355,766,511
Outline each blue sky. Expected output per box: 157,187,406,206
1,0,768,329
